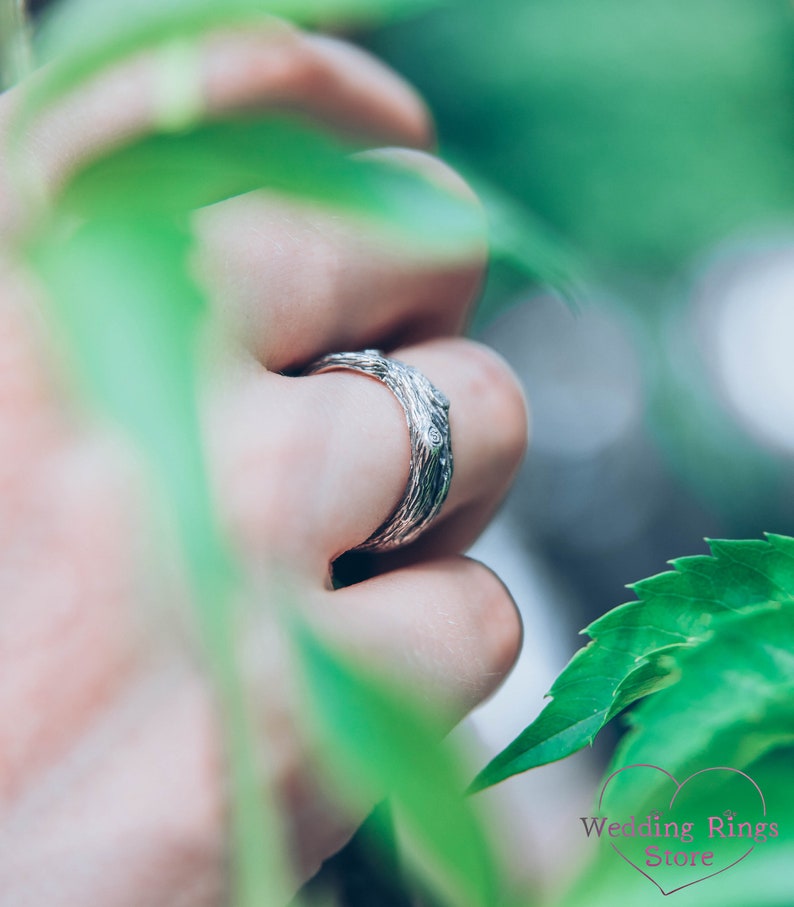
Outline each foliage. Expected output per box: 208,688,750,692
8,0,794,905
292,622,503,907
370,0,794,276
457,167,585,326
0,0,33,89
6,0,510,905
470,536,794,905
56,117,482,247
367,0,794,546
557,746,794,907
473,535,794,791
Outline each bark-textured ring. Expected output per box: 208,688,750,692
303,349,453,552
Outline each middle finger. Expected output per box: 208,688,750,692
193,149,487,372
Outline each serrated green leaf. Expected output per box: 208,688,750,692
54,116,483,255
603,645,682,721
471,535,794,793
601,602,794,815
292,622,502,907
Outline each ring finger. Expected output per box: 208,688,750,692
211,336,528,579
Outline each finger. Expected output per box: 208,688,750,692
194,149,487,371
210,338,527,576
379,337,529,558
253,32,433,146
277,556,522,880
314,556,523,723
0,262,73,485
0,25,433,215
335,494,523,588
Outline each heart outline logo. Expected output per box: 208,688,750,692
597,764,766,896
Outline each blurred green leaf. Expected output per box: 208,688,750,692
28,217,204,462
557,753,794,907
371,0,794,273
292,622,503,907
18,2,499,904
0,0,33,89
56,116,484,253
471,535,794,792
28,214,292,907
456,167,586,326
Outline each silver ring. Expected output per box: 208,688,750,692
303,349,453,552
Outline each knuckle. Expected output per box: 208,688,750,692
205,20,311,103
283,29,336,98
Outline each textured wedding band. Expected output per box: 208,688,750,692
303,349,453,552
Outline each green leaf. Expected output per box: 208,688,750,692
455,166,586,325
0,0,33,89
471,535,794,792
601,602,794,815
28,216,204,460
28,215,292,907
55,116,484,255
376,0,794,273
557,747,794,907
292,622,503,907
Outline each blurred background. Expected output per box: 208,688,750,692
364,0,794,625
361,0,794,892
10,0,794,898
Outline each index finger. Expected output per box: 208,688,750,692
0,24,433,225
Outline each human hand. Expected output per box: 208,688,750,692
0,24,527,905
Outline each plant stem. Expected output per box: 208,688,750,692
0,0,33,90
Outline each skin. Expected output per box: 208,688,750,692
0,24,528,906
